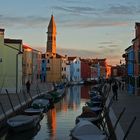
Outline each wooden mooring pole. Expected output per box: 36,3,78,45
5,89,15,112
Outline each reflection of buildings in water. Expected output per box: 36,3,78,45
61,97,68,112
81,85,90,99
68,86,81,110
47,108,57,138
54,96,68,112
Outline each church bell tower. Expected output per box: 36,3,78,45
46,15,56,56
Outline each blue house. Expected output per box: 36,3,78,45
125,45,135,94
41,54,47,82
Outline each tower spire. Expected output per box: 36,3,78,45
46,15,57,55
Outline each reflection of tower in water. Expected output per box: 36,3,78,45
47,108,57,138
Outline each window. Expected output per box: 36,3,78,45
47,59,50,63
42,68,44,71
42,60,45,63
64,67,66,71
46,67,50,71
42,54,45,58
62,67,63,71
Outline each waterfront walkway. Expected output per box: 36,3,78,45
109,86,140,140
0,82,54,121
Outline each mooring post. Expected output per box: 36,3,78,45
0,102,7,120
5,89,15,112
16,90,22,107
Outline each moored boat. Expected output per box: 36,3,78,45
31,98,50,111
70,120,107,140
7,115,40,132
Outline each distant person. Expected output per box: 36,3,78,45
112,82,118,100
26,80,31,93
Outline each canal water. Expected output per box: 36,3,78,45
1,85,91,140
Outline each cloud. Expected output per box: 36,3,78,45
99,41,113,45
53,6,98,15
60,19,128,28
106,5,138,15
0,15,49,28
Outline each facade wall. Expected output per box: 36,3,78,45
41,58,47,82
71,58,81,82
66,64,70,82
91,66,98,80
46,57,61,82
23,46,33,84
0,30,4,89
32,50,41,84
81,61,91,80
61,58,67,82
0,30,22,93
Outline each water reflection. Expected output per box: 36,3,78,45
1,85,91,140
67,86,81,110
47,108,57,139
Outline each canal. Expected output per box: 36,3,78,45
1,85,91,140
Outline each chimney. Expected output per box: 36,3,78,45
0,29,5,44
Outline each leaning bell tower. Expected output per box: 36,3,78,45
46,15,57,56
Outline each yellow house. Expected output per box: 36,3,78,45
46,53,67,83
0,29,23,93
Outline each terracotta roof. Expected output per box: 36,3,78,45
23,44,33,50
4,38,22,44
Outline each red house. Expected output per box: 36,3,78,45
80,59,91,81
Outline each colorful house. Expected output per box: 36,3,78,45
23,44,33,84
41,53,47,82
46,54,67,83
69,57,81,83
0,29,23,93
80,59,91,81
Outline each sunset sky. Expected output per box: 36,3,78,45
0,0,140,65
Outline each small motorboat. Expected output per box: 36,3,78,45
31,99,50,111
86,101,102,107
70,120,107,140
24,108,44,120
6,123,41,139
7,115,40,132
24,108,44,115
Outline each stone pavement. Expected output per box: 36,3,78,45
0,82,53,121
109,86,140,140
